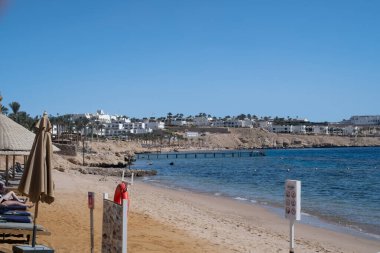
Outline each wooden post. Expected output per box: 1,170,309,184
82,138,85,166
12,155,16,179
88,192,95,253
32,201,39,247
5,155,9,186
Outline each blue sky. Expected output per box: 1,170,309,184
0,1,379,122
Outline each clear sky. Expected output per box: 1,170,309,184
0,1,379,122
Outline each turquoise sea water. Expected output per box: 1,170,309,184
132,147,380,239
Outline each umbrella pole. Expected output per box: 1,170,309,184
32,201,39,247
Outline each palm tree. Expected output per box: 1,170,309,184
1,105,8,115
14,111,35,130
166,112,173,126
75,117,90,136
8,101,20,114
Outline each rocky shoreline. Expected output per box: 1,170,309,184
49,129,380,178
77,167,157,177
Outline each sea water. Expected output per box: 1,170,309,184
132,147,380,239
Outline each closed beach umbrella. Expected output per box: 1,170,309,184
18,112,54,247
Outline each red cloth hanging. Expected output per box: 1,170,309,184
113,182,129,207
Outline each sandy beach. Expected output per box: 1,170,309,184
1,169,379,253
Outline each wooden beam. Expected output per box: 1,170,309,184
12,155,16,179
5,155,9,186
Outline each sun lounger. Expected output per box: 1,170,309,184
0,215,32,223
0,210,31,216
0,205,27,211
0,222,51,242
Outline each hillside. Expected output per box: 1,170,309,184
203,128,380,149
51,128,380,172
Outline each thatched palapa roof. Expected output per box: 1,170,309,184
0,114,36,155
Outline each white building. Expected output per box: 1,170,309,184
270,125,293,133
343,126,359,136
211,120,225,128
91,110,113,123
130,128,152,134
193,117,210,127
292,125,306,134
104,120,158,137
258,120,273,130
306,126,329,135
212,119,253,128
123,122,146,131
104,122,125,137
71,113,90,121
224,120,244,128
349,115,380,125
145,121,165,130
185,131,199,138
171,120,187,126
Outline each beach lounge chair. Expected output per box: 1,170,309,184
0,222,50,242
0,215,32,223
0,205,27,211
0,210,31,216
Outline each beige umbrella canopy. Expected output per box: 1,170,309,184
18,113,55,247
18,113,55,203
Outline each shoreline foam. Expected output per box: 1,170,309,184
133,178,380,252
143,177,380,242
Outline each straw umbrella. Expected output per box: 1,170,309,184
0,113,36,185
18,112,55,247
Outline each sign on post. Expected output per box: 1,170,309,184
88,192,95,209
285,180,301,253
285,180,301,221
88,192,95,253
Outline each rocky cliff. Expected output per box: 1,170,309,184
201,128,380,149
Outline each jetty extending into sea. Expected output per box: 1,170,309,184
135,150,265,160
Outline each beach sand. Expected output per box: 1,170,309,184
1,169,379,253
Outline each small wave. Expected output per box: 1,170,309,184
250,199,257,203
234,197,248,201
214,192,221,196
144,178,159,182
301,212,311,217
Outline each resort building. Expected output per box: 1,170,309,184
171,119,188,126
145,121,165,130
342,126,359,136
306,126,329,135
193,117,211,127
349,115,380,125
270,125,293,133
292,125,306,134
211,119,254,128
257,120,272,130
269,125,306,134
